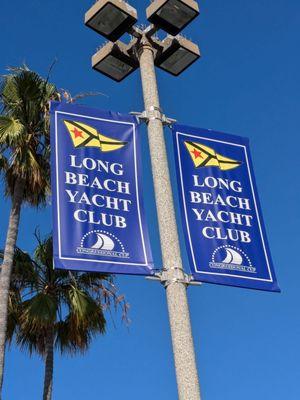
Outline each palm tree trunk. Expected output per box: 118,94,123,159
0,179,24,397
43,327,54,400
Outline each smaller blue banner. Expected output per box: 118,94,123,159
172,124,280,292
50,102,153,275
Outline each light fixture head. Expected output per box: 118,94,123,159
146,0,199,36
155,35,200,76
85,0,138,42
92,41,138,82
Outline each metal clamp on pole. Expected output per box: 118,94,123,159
146,270,202,288
130,109,177,126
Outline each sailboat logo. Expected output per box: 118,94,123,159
209,245,256,274
77,230,129,259
91,233,115,251
221,247,243,265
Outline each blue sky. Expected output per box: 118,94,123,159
1,0,300,399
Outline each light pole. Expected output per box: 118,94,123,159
84,2,201,399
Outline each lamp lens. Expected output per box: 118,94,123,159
157,0,196,29
96,55,133,81
90,4,127,35
160,47,197,75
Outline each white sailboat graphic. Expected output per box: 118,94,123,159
222,248,243,265
91,233,115,251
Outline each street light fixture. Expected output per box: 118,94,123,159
155,35,200,76
85,0,138,42
92,41,138,82
146,0,199,36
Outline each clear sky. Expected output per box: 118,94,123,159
1,0,300,399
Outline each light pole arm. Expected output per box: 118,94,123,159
137,35,201,400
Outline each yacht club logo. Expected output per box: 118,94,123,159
77,230,129,259
185,141,241,171
209,245,256,274
64,120,127,152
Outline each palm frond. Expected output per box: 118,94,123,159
0,153,8,171
0,116,25,146
6,289,22,344
21,293,57,332
56,301,106,354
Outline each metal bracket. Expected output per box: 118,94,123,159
128,25,143,39
130,108,177,126
144,24,160,38
146,269,202,289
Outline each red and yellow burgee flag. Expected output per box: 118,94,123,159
185,141,241,171
64,120,127,152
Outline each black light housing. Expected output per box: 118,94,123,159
155,36,200,76
92,41,138,82
146,0,199,36
85,0,138,42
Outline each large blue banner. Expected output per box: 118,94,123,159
172,124,279,292
50,102,153,275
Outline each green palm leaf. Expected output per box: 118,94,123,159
21,294,58,331
0,116,24,147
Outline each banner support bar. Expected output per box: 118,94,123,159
146,273,203,288
130,110,177,126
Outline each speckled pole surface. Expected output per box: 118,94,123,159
138,36,201,400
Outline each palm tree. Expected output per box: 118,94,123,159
3,235,128,400
0,65,60,395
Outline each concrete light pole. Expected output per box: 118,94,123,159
84,1,202,398
138,34,201,400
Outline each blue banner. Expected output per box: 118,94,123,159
50,102,153,275
172,124,279,292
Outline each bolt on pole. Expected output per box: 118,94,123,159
137,34,201,400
